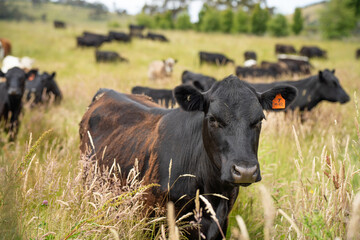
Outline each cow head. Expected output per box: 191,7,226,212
317,69,350,104
174,75,297,186
4,67,31,97
163,58,177,75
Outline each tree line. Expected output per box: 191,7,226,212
136,0,360,39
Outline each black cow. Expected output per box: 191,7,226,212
25,71,62,105
54,20,66,29
181,70,217,92
0,67,35,139
129,24,145,38
277,55,312,75
108,31,131,43
146,32,169,42
131,86,175,108
275,44,297,54
83,31,111,42
95,50,128,63
300,46,327,59
79,75,297,240
244,51,257,61
356,49,360,59
260,61,288,77
199,51,234,66
235,66,279,79
251,69,349,112
76,36,104,48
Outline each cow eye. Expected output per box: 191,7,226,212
208,116,223,128
251,119,263,128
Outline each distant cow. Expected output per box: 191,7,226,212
0,67,36,140
129,24,145,38
25,71,62,105
95,50,128,63
83,31,111,42
76,36,104,48
148,58,177,80
0,38,11,60
79,75,297,240
146,32,169,42
244,51,257,61
199,51,234,66
235,66,279,79
1,55,35,73
300,46,327,58
131,86,175,108
277,55,312,75
261,61,288,77
181,70,217,92
275,44,297,54
251,69,349,112
356,49,360,59
53,20,66,29
108,31,131,42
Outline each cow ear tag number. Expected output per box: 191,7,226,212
272,93,285,109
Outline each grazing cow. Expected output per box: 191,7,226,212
0,38,12,60
95,50,128,63
108,31,131,42
0,67,36,140
148,58,177,80
53,20,66,28
25,71,62,104
356,49,360,59
300,46,327,59
277,54,311,75
79,75,297,240
251,69,349,112
131,86,175,108
76,36,104,48
83,31,111,42
199,51,234,66
146,32,169,42
235,66,279,79
244,51,257,61
181,70,217,92
1,55,35,73
261,61,288,77
275,44,297,54
129,24,145,38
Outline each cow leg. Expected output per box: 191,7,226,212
205,198,229,240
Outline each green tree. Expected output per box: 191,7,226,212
251,4,269,35
292,8,303,35
200,8,221,32
175,12,193,30
220,8,234,33
268,14,289,37
320,0,356,39
196,4,210,31
156,11,174,29
232,9,249,33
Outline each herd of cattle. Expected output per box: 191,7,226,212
0,23,358,239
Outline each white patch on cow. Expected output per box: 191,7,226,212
244,59,257,67
1,55,35,73
0,41,4,60
277,54,309,62
20,57,35,70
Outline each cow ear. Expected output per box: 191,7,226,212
193,80,205,91
174,59,178,63
26,69,38,79
51,72,56,78
259,85,297,111
332,69,335,74
174,85,207,112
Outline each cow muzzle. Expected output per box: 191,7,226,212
231,164,261,186
8,88,22,96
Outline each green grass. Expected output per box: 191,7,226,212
0,15,360,239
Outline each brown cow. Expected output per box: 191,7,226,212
0,38,12,60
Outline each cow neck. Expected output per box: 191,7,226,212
281,76,322,111
8,95,23,111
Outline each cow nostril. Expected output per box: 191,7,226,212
231,164,258,184
232,165,241,176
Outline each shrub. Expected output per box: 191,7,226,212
175,12,193,30
233,9,249,33
220,8,234,33
251,4,269,35
268,14,289,37
200,8,221,32
136,13,155,29
292,8,303,35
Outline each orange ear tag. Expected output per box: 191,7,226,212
28,74,35,81
272,94,285,109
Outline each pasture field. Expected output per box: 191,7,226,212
0,19,360,239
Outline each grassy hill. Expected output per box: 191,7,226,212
0,11,360,240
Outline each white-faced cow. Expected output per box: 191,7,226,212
251,69,350,111
79,75,297,240
148,58,177,81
